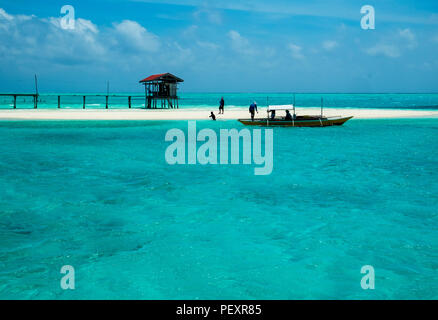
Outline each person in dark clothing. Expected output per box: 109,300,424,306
285,110,293,121
270,110,276,120
210,112,216,121
249,102,258,121
219,97,225,114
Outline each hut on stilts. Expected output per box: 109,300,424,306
139,73,184,109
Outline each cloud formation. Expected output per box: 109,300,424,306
228,30,254,55
0,9,164,68
288,43,304,59
399,28,417,49
193,6,222,24
113,20,160,52
366,44,401,58
322,40,338,51
0,3,437,92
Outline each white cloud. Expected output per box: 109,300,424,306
48,16,99,35
0,8,13,21
182,25,198,37
197,41,219,50
132,0,438,26
399,28,415,42
365,29,417,59
322,40,338,51
228,30,254,55
0,10,106,66
113,20,160,52
193,7,222,24
76,18,99,34
43,17,106,62
366,44,401,58
399,28,417,48
0,7,167,76
170,42,193,64
288,43,304,59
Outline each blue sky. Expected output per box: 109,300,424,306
0,0,437,92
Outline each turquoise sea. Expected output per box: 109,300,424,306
1,93,438,110
0,114,437,299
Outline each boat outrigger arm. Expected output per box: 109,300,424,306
238,105,353,127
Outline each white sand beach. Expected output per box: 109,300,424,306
0,107,437,121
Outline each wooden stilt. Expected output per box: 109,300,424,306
128,96,131,109
106,96,109,109
145,85,147,109
83,96,86,109
58,96,61,109
13,95,16,109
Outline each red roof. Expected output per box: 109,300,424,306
139,73,184,83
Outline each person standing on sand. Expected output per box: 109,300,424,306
219,97,225,114
249,101,258,121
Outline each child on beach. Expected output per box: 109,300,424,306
210,112,216,121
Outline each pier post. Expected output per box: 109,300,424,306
83,96,86,109
106,96,109,109
58,96,61,109
33,95,37,109
321,97,323,118
13,95,16,109
129,96,131,109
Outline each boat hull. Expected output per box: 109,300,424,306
238,116,353,127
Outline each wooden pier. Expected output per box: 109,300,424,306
1,73,184,110
0,94,147,109
0,93,39,109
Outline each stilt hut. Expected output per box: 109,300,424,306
139,73,184,109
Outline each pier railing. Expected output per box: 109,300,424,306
0,94,150,109
0,94,40,109
0,94,297,109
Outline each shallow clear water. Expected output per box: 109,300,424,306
1,93,438,110
0,119,437,299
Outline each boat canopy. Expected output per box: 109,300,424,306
267,105,295,112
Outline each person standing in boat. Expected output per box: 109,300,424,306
271,110,276,120
249,101,258,121
219,97,225,114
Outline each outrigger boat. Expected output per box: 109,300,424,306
238,105,353,127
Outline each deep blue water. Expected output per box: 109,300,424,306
0,119,437,299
